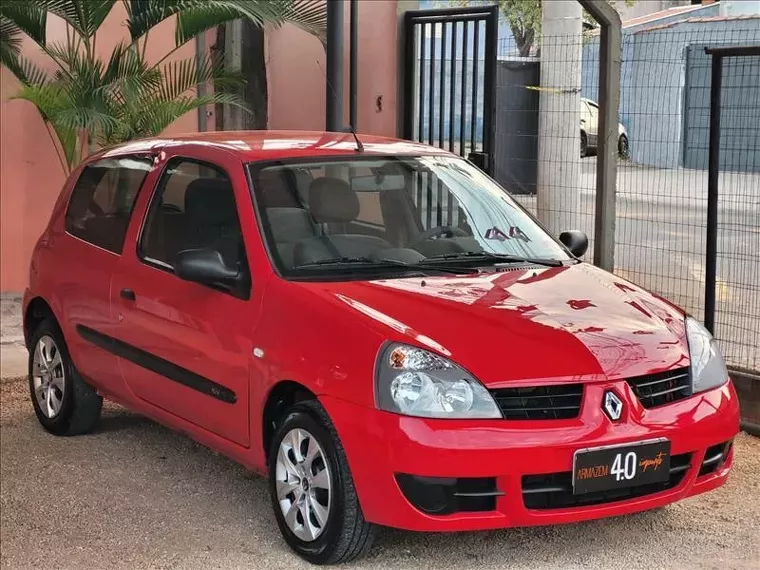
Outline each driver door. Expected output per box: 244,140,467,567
110,149,256,447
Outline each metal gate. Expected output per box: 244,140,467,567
402,6,498,173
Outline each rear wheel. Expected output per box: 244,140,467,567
580,131,588,158
28,319,102,436
268,400,375,564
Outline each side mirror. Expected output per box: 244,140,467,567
559,230,589,258
174,248,242,287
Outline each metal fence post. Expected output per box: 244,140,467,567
579,0,621,272
704,49,722,335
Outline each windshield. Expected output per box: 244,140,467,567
248,155,571,279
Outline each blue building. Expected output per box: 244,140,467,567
582,2,760,171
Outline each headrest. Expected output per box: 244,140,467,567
258,168,301,208
267,207,315,243
184,178,237,226
308,177,359,223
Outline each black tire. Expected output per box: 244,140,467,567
618,133,629,159
580,131,588,158
268,400,376,564
28,319,102,436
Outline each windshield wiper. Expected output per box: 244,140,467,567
421,251,565,267
296,256,476,275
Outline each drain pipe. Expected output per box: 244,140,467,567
349,0,358,131
326,0,345,132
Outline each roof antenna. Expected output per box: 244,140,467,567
317,60,364,153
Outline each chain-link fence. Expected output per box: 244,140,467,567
494,23,760,373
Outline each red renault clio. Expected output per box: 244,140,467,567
24,131,738,564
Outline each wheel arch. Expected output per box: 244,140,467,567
23,297,59,349
261,380,318,460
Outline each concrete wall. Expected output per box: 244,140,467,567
581,13,760,170
627,19,760,169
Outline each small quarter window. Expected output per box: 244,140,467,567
65,156,152,253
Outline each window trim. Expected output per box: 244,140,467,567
64,153,154,255
136,155,251,299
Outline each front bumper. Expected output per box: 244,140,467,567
321,380,739,532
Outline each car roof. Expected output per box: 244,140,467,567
96,130,454,162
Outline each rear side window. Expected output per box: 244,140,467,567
65,156,152,254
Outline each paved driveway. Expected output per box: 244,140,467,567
1,379,759,570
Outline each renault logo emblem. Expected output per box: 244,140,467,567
603,391,623,421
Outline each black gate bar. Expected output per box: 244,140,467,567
402,5,498,173
703,45,760,334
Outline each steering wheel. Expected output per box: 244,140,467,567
414,225,469,244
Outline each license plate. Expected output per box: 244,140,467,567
573,439,671,495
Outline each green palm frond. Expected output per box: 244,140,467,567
11,82,79,166
157,53,243,102
275,0,327,45
0,16,23,76
42,0,116,40
128,0,282,44
0,3,47,45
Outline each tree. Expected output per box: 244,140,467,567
0,0,326,173
451,0,634,57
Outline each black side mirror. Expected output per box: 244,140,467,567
559,230,589,258
174,248,242,288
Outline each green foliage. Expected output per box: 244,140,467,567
0,0,327,172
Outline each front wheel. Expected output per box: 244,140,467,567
268,401,375,564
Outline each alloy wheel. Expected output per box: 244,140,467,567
275,428,332,542
31,335,66,418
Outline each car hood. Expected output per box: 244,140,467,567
299,263,689,387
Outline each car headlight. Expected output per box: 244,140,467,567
685,317,729,393
374,343,502,419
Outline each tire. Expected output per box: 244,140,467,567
618,133,629,159
580,131,588,158
268,400,376,564
28,319,102,436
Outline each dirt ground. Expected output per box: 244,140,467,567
1,378,759,570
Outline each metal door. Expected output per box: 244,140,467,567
403,6,498,173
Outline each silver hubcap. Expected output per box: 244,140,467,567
275,428,332,542
32,335,65,418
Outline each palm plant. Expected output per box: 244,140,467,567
0,1,326,173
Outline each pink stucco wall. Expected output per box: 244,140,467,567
267,0,399,136
1,1,400,292
0,5,199,292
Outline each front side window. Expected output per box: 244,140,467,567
139,158,249,285
65,156,152,253
249,156,571,279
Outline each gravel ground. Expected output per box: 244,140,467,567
1,379,759,570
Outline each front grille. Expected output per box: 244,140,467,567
522,453,692,510
627,368,692,408
698,441,732,477
489,384,583,420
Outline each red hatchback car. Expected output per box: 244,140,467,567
24,131,738,564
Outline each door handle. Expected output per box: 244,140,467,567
120,288,136,301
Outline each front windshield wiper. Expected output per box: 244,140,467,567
295,256,476,275
421,251,565,267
